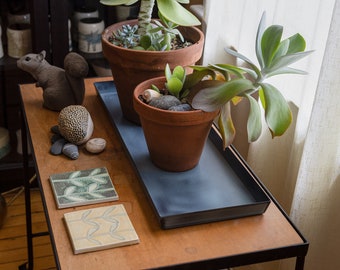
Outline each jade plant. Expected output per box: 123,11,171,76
100,0,200,50
140,13,313,149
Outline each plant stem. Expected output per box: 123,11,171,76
138,0,155,36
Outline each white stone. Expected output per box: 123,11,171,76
85,138,106,154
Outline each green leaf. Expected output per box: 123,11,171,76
255,12,267,69
286,33,306,54
140,35,152,50
266,50,314,72
160,33,172,51
151,84,160,92
245,94,262,142
272,38,289,62
173,65,185,82
209,64,244,79
166,77,183,97
259,83,292,137
191,78,255,112
224,47,261,78
183,69,216,90
217,103,236,149
261,25,283,67
165,63,172,81
265,66,308,78
157,0,201,26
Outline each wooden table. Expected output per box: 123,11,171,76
20,77,308,270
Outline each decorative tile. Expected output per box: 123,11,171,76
50,167,118,209
64,204,139,254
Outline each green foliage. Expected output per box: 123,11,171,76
100,0,200,51
109,24,140,49
164,63,186,98
184,12,313,149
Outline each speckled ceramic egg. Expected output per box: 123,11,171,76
58,105,93,145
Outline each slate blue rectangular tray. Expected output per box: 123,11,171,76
95,81,270,229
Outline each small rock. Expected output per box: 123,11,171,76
51,133,64,144
169,104,192,111
50,138,67,155
86,138,106,154
50,125,60,134
62,143,79,160
149,95,181,110
142,89,162,103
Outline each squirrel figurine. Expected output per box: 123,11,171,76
17,50,89,111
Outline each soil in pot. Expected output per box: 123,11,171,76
102,20,204,124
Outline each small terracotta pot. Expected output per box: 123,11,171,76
102,20,204,124
133,77,219,172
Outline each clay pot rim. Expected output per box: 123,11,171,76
101,19,204,56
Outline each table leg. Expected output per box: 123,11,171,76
295,256,306,270
21,107,34,269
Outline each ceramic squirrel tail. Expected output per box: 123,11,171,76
64,52,89,104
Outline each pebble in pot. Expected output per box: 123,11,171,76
149,95,181,110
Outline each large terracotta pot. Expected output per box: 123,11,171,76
102,20,204,124
133,77,219,172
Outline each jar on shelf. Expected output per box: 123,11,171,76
6,23,32,58
7,11,30,25
78,17,104,54
72,7,99,44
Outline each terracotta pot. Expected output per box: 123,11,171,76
102,20,204,124
133,77,219,172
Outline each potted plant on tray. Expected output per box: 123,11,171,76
133,13,313,172
100,0,203,124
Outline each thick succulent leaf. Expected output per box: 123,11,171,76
166,77,183,97
267,50,314,71
261,25,283,68
272,39,289,62
266,66,308,78
255,12,267,69
173,65,185,82
259,83,292,137
157,0,201,26
209,64,245,79
224,47,261,78
140,35,152,49
245,94,262,142
191,78,254,112
287,33,306,54
147,26,164,33
183,68,216,90
165,63,172,81
100,0,139,5
217,103,236,149
160,33,172,51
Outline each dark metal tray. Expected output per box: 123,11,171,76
95,81,270,229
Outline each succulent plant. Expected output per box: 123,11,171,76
141,13,314,149
100,0,200,51
109,24,140,48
